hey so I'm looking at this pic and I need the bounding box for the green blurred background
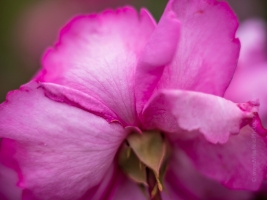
[0,0,267,102]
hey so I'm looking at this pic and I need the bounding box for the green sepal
[127,131,166,177]
[127,131,168,192]
[118,144,147,186]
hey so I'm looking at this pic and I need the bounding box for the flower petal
[156,0,240,96]
[142,90,260,144]
[236,19,267,68]
[225,64,267,127]
[112,174,147,200]
[41,82,119,123]
[0,81,125,200]
[37,7,156,125]
[165,148,253,200]
[175,126,267,190]
[134,10,180,113]
[81,163,119,200]
[0,162,22,200]
[225,19,267,127]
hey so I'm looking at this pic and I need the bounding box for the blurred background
[0,0,267,199]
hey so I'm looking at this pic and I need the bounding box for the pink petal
[0,81,126,199]
[112,174,147,200]
[134,10,180,113]
[165,147,253,200]
[37,7,156,125]
[236,19,267,68]
[225,19,267,127]
[41,82,119,123]
[259,180,267,195]
[225,65,267,127]
[161,187,183,200]
[0,163,22,200]
[156,0,240,96]
[81,163,119,200]
[175,126,267,190]
[142,90,257,144]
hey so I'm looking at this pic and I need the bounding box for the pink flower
[1,0,267,199]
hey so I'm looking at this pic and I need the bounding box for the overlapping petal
[81,163,119,200]
[141,89,267,190]
[112,174,147,200]
[142,90,256,143]
[40,82,119,123]
[225,19,267,126]
[225,65,267,127]
[0,81,126,200]
[134,10,180,113]
[156,0,240,96]
[175,126,267,190]
[37,7,156,125]
[166,147,253,200]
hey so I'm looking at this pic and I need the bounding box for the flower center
[117,131,171,200]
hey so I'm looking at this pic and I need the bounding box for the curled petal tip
[238,100,260,113]
[238,101,267,136]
